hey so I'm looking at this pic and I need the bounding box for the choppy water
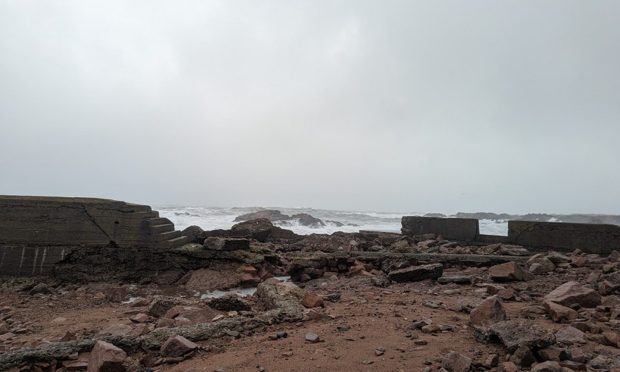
[158,206,509,236]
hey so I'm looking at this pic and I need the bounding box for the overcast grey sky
[1,1,619,214]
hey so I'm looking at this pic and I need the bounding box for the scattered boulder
[469,296,507,328]
[510,345,536,367]
[530,361,562,372]
[477,319,555,352]
[182,225,206,244]
[206,295,252,312]
[544,281,601,308]
[543,301,578,323]
[29,283,52,295]
[160,335,199,357]
[387,263,443,283]
[148,298,177,318]
[87,340,126,372]
[554,326,585,345]
[442,351,472,372]
[527,255,556,274]
[489,262,526,282]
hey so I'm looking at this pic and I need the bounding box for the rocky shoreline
[1,218,619,371]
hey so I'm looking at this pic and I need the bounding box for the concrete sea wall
[402,216,620,255]
[0,195,188,276]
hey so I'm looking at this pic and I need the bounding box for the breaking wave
[157,206,510,236]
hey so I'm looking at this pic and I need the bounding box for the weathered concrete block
[401,216,479,241]
[508,221,620,255]
[0,195,188,277]
[0,245,70,276]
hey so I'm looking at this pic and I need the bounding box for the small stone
[530,361,562,372]
[543,301,578,323]
[160,335,198,357]
[482,354,499,368]
[489,262,526,282]
[387,263,443,283]
[324,292,341,302]
[442,351,472,372]
[87,340,127,372]
[544,281,601,308]
[305,332,320,343]
[375,347,385,356]
[421,324,441,333]
[510,346,536,367]
[129,313,151,323]
[554,326,586,345]
[301,292,324,308]
[469,296,506,327]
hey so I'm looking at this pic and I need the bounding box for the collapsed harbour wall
[401,216,620,255]
[0,195,188,276]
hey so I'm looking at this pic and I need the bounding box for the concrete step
[150,224,175,234]
[133,211,159,219]
[166,235,190,248]
[152,230,182,241]
[145,217,172,226]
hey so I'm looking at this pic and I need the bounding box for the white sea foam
[158,206,509,236]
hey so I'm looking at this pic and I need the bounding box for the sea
[158,206,510,236]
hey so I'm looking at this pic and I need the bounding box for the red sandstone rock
[160,335,199,358]
[544,281,601,308]
[498,361,518,372]
[489,262,526,282]
[87,340,126,372]
[129,313,151,323]
[543,300,578,323]
[301,292,324,308]
[469,296,506,327]
[603,331,619,348]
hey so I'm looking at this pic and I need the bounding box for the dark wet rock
[387,263,443,283]
[29,283,52,295]
[537,346,569,362]
[203,237,250,251]
[324,292,341,302]
[182,225,206,244]
[544,281,601,308]
[230,218,299,242]
[206,295,252,312]
[148,298,177,318]
[291,213,325,227]
[510,345,536,367]
[234,210,290,222]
